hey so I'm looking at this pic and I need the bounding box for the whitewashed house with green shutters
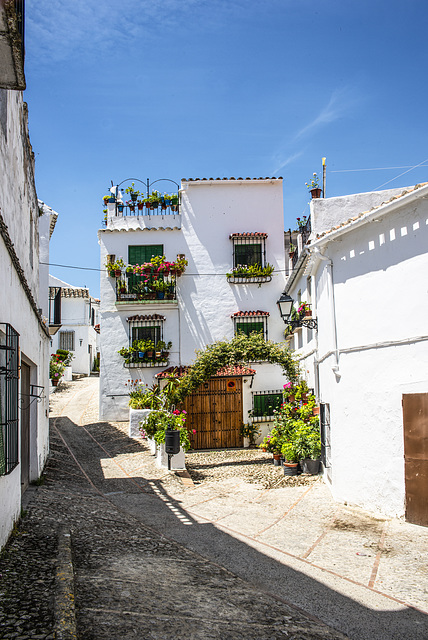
[98,177,290,447]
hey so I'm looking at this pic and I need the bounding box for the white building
[0,2,51,548]
[284,183,428,524]
[98,177,289,447]
[49,276,100,376]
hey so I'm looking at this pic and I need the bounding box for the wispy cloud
[25,0,243,64]
[271,150,305,176]
[293,86,357,141]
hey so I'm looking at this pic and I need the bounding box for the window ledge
[124,360,169,368]
[227,275,272,284]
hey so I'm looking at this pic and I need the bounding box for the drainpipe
[312,248,340,390]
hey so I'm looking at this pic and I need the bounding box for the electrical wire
[41,261,291,275]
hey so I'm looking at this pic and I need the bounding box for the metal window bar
[59,331,75,352]
[251,389,283,421]
[234,316,268,341]
[127,318,166,368]
[232,236,266,269]
[0,323,19,475]
[300,216,312,247]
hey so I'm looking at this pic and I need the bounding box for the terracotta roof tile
[181,177,282,182]
[315,182,428,241]
[229,232,268,239]
[232,310,270,317]
[126,314,165,322]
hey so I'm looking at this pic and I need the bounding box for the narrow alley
[0,377,427,640]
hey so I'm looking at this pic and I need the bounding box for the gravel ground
[185,448,321,489]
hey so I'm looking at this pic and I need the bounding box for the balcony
[114,273,178,305]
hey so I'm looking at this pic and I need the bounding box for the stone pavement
[0,377,427,640]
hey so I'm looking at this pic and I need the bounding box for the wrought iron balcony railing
[115,274,177,303]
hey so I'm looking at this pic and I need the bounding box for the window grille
[251,389,283,421]
[230,233,267,268]
[0,323,19,475]
[127,315,164,347]
[233,312,269,341]
[59,330,75,351]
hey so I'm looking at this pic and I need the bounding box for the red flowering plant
[49,353,65,380]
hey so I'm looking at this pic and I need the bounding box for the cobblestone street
[0,377,427,639]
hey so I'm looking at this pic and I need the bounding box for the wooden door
[182,377,243,449]
[403,393,428,526]
[20,362,30,492]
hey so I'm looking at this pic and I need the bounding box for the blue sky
[25,0,428,297]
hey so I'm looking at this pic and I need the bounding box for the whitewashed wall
[0,90,50,548]
[287,185,428,518]
[99,178,289,420]
[50,296,99,375]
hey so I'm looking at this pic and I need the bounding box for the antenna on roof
[322,157,326,198]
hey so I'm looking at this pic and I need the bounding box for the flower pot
[310,188,322,199]
[273,453,281,466]
[129,205,135,212]
[114,270,121,277]
[301,458,321,475]
[287,395,295,403]
[283,462,299,476]
[157,292,165,300]
[145,202,150,209]
[118,204,124,213]
[130,192,138,202]
[51,378,59,386]
[146,350,154,358]
[138,202,144,210]
[138,351,145,359]
[313,406,320,416]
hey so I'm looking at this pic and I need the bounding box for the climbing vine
[172,332,300,403]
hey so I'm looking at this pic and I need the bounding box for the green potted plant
[240,422,261,447]
[306,173,322,199]
[125,182,140,203]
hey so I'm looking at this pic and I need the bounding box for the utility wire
[41,261,291,276]
[330,164,428,173]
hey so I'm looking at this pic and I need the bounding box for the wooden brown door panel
[403,393,428,527]
[182,377,243,449]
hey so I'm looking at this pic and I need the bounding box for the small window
[230,234,267,268]
[233,311,268,341]
[127,315,164,348]
[252,391,283,421]
[0,324,19,475]
[131,325,161,346]
[59,331,75,351]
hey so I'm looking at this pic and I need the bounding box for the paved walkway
[1,377,427,639]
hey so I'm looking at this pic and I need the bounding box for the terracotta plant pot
[313,406,320,416]
[310,188,322,199]
[283,462,299,476]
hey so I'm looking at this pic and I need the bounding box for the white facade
[99,178,288,427]
[285,183,428,518]
[0,88,50,548]
[49,276,100,376]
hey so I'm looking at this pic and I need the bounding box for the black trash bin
[165,429,180,455]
